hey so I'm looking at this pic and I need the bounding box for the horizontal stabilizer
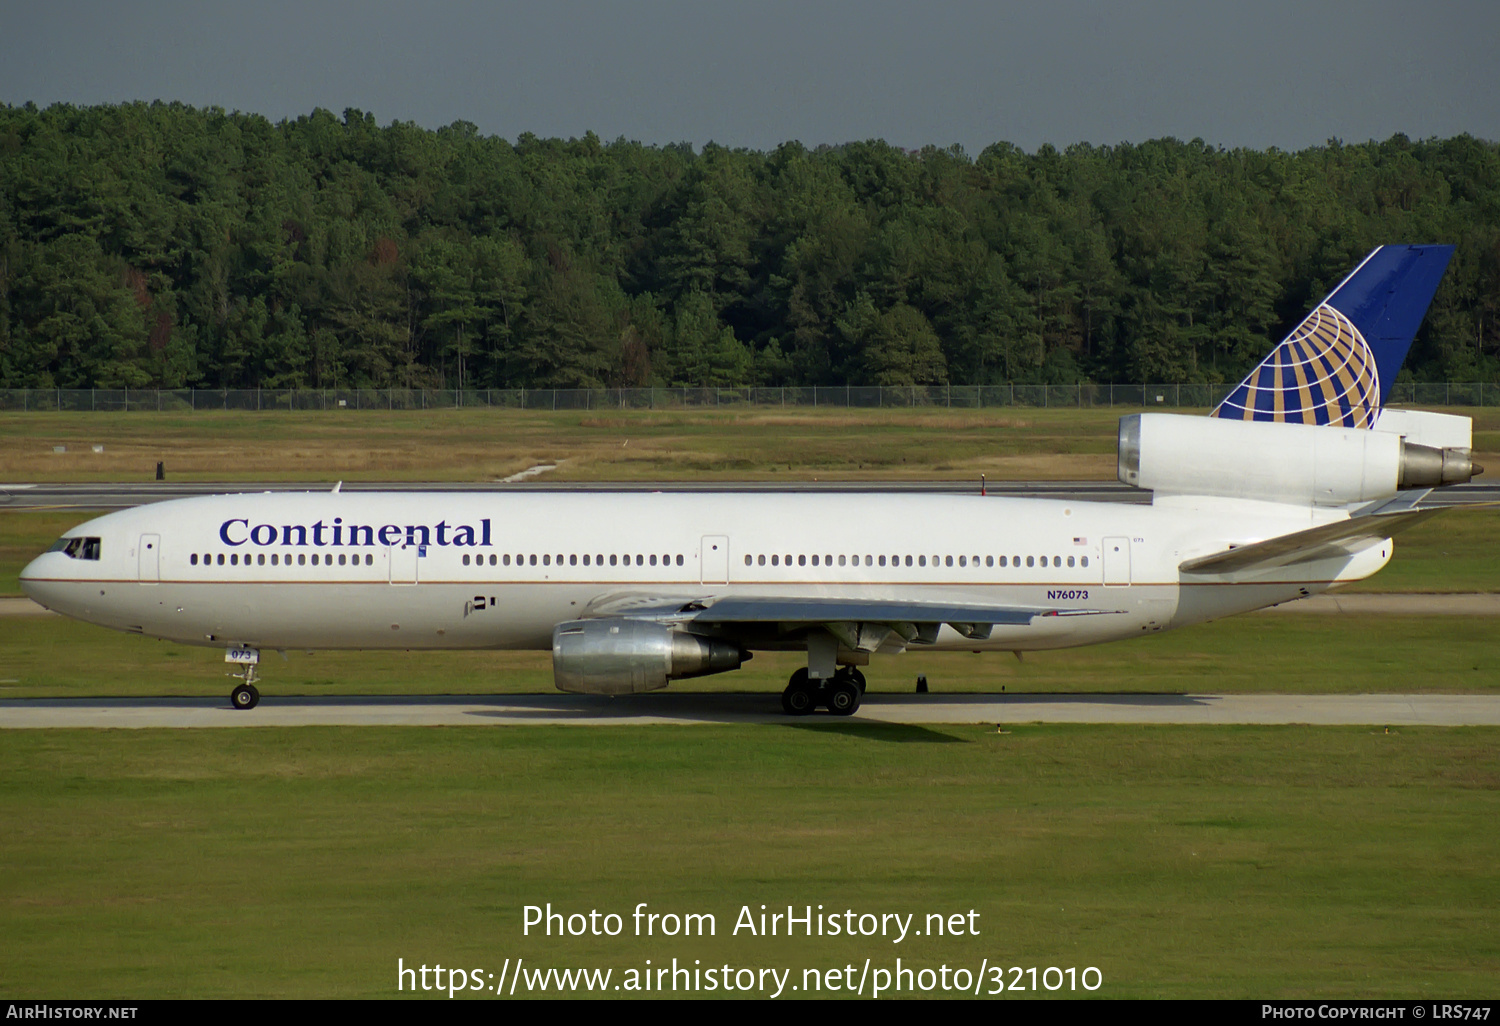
[1180,495,1441,575]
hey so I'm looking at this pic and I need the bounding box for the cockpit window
[50,536,101,560]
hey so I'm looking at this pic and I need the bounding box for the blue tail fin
[1212,244,1454,428]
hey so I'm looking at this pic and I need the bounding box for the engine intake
[552,619,749,695]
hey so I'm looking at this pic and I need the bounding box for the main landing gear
[781,666,866,717]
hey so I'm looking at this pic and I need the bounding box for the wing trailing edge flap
[580,593,1122,645]
[1179,491,1441,575]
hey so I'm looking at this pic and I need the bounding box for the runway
[4,478,1497,513]
[3,692,1498,728]
[0,479,1150,510]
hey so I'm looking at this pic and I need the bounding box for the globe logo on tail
[1212,303,1380,429]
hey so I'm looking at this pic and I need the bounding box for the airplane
[19,245,1483,715]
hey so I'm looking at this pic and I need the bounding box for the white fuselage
[20,490,1390,655]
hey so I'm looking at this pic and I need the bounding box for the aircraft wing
[1179,491,1443,575]
[580,592,1122,648]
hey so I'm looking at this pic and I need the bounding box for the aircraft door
[1102,536,1131,586]
[701,536,729,585]
[389,544,418,585]
[138,534,160,583]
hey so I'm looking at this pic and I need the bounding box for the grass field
[3,406,1496,483]
[2,609,1494,700]
[2,726,1495,998]
[4,406,1497,1001]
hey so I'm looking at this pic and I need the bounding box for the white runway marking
[2,693,1498,728]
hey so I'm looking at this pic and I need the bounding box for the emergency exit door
[138,534,160,583]
[1102,536,1131,586]
[701,536,729,585]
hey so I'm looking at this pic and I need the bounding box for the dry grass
[0,407,1130,482]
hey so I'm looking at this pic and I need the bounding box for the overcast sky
[2,0,1495,152]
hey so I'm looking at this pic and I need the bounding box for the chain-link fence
[0,383,1493,412]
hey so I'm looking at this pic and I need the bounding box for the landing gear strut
[780,666,864,716]
[229,660,261,710]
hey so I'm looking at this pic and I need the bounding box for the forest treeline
[1,102,1497,390]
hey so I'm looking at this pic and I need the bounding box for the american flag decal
[1073,537,1087,545]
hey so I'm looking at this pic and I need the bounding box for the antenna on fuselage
[332,481,342,494]
[980,473,986,497]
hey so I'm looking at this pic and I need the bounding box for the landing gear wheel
[781,669,816,716]
[231,683,260,710]
[826,679,861,716]
[841,667,867,693]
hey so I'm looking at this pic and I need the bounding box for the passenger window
[608,554,616,566]
[543,554,550,566]
[865,555,873,566]
[298,554,305,565]
[569,554,577,566]
[798,554,806,567]
[986,556,994,567]
[838,555,846,567]
[366,554,373,566]
[636,555,644,566]
[758,555,766,566]
[231,553,239,566]
[582,554,590,566]
[1067,555,1075,567]
[1026,556,1034,567]
[649,554,657,566]
[191,553,198,565]
[771,555,779,566]
[811,555,819,567]
[945,555,953,567]
[999,556,1007,567]
[959,556,967,567]
[1081,556,1089,567]
[258,554,266,566]
[903,555,911,566]
[463,554,470,566]
[878,555,886,567]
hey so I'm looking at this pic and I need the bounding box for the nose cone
[19,553,58,607]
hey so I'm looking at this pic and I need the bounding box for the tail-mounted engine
[1118,412,1479,506]
[552,619,750,695]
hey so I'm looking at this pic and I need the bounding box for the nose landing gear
[227,647,262,710]
[231,680,261,710]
